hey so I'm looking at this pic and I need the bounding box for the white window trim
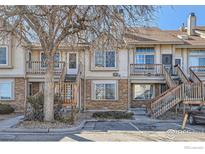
[40,51,61,68]
[68,52,78,69]
[0,46,9,66]
[94,50,117,69]
[135,48,155,64]
[133,84,155,100]
[0,79,15,100]
[175,57,183,67]
[92,80,118,101]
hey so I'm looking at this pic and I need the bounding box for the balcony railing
[130,64,163,76]
[26,61,65,75]
[190,66,205,73]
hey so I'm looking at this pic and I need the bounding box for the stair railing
[189,67,202,83]
[162,65,177,88]
[174,65,190,84]
[150,85,182,118]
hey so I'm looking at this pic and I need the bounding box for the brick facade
[0,78,25,112]
[85,79,128,111]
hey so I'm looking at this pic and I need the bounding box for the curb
[0,119,96,133]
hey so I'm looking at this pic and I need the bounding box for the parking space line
[128,122,140,131]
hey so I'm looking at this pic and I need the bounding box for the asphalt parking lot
[82,120,205,132]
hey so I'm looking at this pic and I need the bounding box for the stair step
[130,108,148,116]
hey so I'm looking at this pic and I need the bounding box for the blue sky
[154,5,205,30]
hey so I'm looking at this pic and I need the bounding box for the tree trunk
[44,53,54,121]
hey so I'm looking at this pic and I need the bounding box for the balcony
[26,61,65,75]
[130,64,163,76]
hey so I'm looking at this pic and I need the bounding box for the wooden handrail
[174,65,190,84]
[189,67,202,83]
[162,66,177,88]
[150,82,205,118]
[151,85,181,107]
[150,85,182,118]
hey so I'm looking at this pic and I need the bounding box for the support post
[181,113,188,130]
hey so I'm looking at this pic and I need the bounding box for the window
[0,80,13,100]
[0,47,8,65]
[175,58,181,66]
[93,81,117,100]
[28,83,32,96]
[160,84,167,94]
[95,51,116,68]
[28,52,32,69]
[189,50,205,67]
[54,53,60,67]
[135,48,155,64]
[133,84,154,100]
[199,58,205,66]
[69,53,77,69]
[40,53,47,68]
[40,53,60,68]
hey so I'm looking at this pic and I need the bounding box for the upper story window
[0,80,14,100]
[0,46,8,65]
[95,50,116,68]
[40,52,60,68]
[135,48,155,64]
[69,53,77,69]
[189,50,205,66]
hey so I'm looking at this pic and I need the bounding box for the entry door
[162,54,172,72]
[67,53,78,74]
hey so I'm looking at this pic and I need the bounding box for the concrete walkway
[0,115,24,131]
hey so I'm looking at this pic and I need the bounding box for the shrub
[0,103,15,114]
[25,93,63,121]
[26,93,44,121]
[92,111,134,119]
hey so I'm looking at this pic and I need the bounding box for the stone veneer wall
[85,79,128,111]
[0,78,25,112]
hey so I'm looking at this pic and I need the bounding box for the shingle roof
[124,27,205,46]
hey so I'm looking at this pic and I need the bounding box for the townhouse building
[0,13,205,117]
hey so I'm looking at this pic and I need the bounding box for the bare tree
[0,5,156,121]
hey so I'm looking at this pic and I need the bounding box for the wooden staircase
[150,66,201,118]
[150,85,182,118]
[56,63,82,107]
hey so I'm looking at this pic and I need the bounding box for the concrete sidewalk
[0,115,24,131]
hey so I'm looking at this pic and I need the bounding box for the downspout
[83,49,86,111]
[127,47,131,111]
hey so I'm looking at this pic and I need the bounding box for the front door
[67,53,78,74]
[162,54,172,72]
